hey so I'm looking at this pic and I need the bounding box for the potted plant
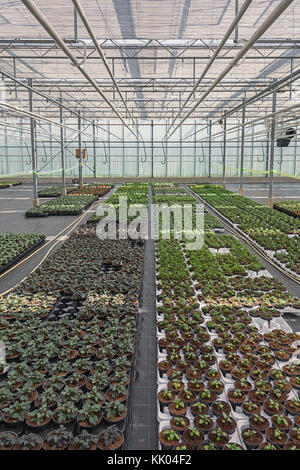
[249,413,269,432]
[194,414,213,433]
[170,416,190,432]
[263,399,283,416]
[241,427,263,450]
[107,384,127,402]
[223,443,243,450]
[216,413,237,434]
[26,406,52,432]
[0,431,17,450]
[43,425,72,450]
[290,427,300,442]
[191,401,209,417]
[266,427,288,448]
[208,427,229,447]
[3,400,30,428]
[168,398,186,417]
[53,401,78,428]
[158,428,180,450]
[69,430,98,450]
[285,399,300,416]
[77,402,102,430]
[182,427,204,447]
[14,433,43,450]
[103,400,127,423]
[271,414,292,432]
[227,388,246,410]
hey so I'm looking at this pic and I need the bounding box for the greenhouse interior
[0,0,300,456]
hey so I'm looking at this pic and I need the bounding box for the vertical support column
[179,125,182,178]
[151,120,154,179]
[239,98,246,195]
[193,120,197,178]
[78,110,83,189]
[136,119,139,177]
[28,78,39,207]
[208,119,212,178]
[268,84,277,208]
[108,121,111,177]
[92,120,96,178]
[265,132,270,177]
[59,94,66,195]
[234,0,239,43]
[222,117,227,189]
[74,6,78,41]
[4,123,9,174]
[122,125,125,177]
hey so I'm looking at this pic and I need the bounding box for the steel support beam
[167,0,294,138]
[78,111,83,189]
[93,120,96,178]
[222,117,227,189]
[59,95,66,195]
[268,86,277,208]
[208,120,212,178]
[151,120,154,179]
[239,98,246,195]
[28,78,39,207]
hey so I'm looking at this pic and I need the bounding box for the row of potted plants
[0,233,45,273]
[274,200,300,219]
[155,185,300,451]
[14,228,143,298]
[25,195,98,217]
[0,184,148,450]
[71,183,111,197]
[37,186,78,197]
[88,183,148,224]
[0,425,124,450]
[189,185,300,276]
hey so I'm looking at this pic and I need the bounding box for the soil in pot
[249,414,270,432]
[170,416,190,432]
[266,427,288,448]
[241,427,263,450]
[194,415,214,433]
[207,428,229,447]
[168,400,187,417]
[182,428,204,447]
[216,414,237,434]
[271,414,292,432]
[158,429,180,450]
[285,399,300,416]
[212,401,231,417]
[98,429,124,450]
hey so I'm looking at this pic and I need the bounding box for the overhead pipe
[72,0,137,131]
[168,0,294,139]
[0,101,109,146]
[197,102,300,143]
[0,66,122,141]
[20,0,137,139]
[165,0,252,137]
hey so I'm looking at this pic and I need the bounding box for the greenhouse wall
[0,118,299,179]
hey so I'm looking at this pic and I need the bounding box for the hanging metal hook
[103,141,108,165]
[24,142,32,165]
[257,141,265,162]
[198,141,205,163]
[276,145,283,165]
[140,135,147,163]
[42,141,48,163]
[161,141,167,164]
[218,141,225,164]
